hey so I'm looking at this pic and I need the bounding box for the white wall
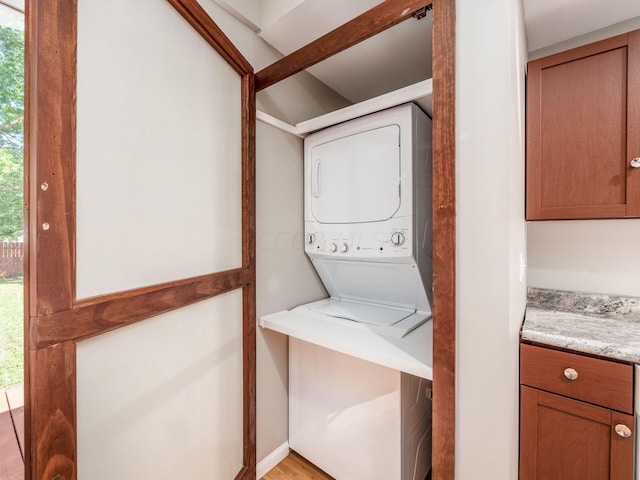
[210,0,305,33]
[528,220,640,296]
[255,121,326,460]
[529,15,640,60]
[260,0,305,30]
[456,0,527,478]
[212,0,261,31]
[527,20,640,299]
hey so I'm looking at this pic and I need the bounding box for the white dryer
[300,102,433,337]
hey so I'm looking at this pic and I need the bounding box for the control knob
[390,232,405,246]
[306,233,315,244]
[329,243,338,252]
[340,243,349,253]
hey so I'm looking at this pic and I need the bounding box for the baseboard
[256,441,290,479]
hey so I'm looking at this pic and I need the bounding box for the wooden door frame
[254,1,456,478]
[25,0,455,478]
[25,0,256,478]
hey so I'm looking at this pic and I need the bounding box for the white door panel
[75,0,242,299]
[76,292,244,480]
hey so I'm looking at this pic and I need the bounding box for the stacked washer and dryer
[285,103,434,480]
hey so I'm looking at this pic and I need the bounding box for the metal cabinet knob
[615,424,632,438]
[631,157,640,168]
[563,368,578,381]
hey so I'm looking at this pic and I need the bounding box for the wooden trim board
[25,0,78,475]
[26,0,76,318]
[241,71,258,475]
[168,0,253,75]
[32,268,253,348]
[431,1,456,478]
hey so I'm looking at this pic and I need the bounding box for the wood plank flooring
[261,451,432,480]
[261,452,334,480]
[0,387,24,480]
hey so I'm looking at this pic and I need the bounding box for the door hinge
[413,4,432,20]
[425,385,433,400]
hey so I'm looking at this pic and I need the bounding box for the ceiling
[258,0,640,105]
[523,0,640,52]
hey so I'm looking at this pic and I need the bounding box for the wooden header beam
[255,0,430,91]
[168,0,253,75]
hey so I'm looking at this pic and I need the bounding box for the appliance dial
[340,243,349,253]
[306,233,315,244]
[391,232,405,246]
[330,243,338,252]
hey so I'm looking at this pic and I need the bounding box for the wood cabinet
[526,30,640,220]
[520,344,635,479]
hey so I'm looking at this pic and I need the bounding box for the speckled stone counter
[522,288,640,364]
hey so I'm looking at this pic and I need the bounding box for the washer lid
[310,298,414,327]
[310,125,400,224]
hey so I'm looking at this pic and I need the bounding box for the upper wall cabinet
[526,30,640,220]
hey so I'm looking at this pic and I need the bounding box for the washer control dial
[391,232,405,246]
[340,243,349,253]
[306,233,315,244]
[330,243,338,252]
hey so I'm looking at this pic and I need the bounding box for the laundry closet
[254,4,436,479]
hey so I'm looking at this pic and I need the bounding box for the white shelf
[296,79,432,135]
[257,79,433,137]
[259,308,433,380]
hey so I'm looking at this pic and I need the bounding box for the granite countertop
[522,288,640,363]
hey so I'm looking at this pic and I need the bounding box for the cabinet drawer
[520,344,633,414]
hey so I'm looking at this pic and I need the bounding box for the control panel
[304,217,413,260]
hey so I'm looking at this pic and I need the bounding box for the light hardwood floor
[261,452,334,480]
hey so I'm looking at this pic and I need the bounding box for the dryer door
[310,125,401,224]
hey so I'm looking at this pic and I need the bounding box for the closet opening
[254,0,455,478]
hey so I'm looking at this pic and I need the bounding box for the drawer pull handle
[563,368,578,381]
[615,424,632,438]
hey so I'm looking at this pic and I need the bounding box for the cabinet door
[520,386,634,480]
[526,31,640,219]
